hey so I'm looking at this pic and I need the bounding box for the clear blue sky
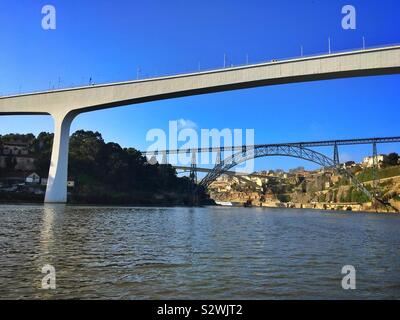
[0,0,399,171]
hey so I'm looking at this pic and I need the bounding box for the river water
[0,204,399,299]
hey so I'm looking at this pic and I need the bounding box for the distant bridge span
[174,165,271,188]
[143,136,400,156]
[173,165,274,179]
[1,45,400,202]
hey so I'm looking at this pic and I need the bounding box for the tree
[1,133,35,145]
[383,153,399,167]
[0,130,211,204]
[32,132,54,177]
[69,130,105,179]
[5,156,17,171]
[289,166,305,173]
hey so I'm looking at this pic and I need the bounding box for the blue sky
[0,0,399,171]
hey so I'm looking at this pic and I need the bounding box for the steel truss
[200,145,374,202]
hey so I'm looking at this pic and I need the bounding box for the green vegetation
[339,193,347,203]
[356,166,400,182]
[332,190,337,203]
[31,132,53,177]
[0,133,35,145]
[349,187,370,203]
[334,175,352,188]
[318,193,326,202]
[277,194,291,203]
[382,153,399,167]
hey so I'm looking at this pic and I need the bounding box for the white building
[25,172,40,184]
[250,177,263,187]
[362,155,384,168]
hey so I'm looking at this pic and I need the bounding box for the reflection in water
[40,204,57,256]
[0,205,399,299]
[37,204,55,295]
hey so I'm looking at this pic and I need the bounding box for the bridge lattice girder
[200,145,373,201]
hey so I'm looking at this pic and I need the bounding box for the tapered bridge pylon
[44,112,77,203]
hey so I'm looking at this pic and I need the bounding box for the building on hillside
[25,172,41,184]
[342,161,357,169]
[325,181,332,189]
[209,180,231,193]
[0,155,36,171]
[250,177,263,187]
[67,181,75,188]
[0,141,35,171]
[362,155,385,168]
[1,142,30,156]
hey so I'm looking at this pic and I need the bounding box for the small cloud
[176,119,198,130]
[309,122,325,137]
[339,152,353,163]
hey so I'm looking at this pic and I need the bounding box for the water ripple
[0,204,399,299]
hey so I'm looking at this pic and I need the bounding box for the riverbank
[1,205,400,299]
[1,192,397,213]
[0,191,215,207]
[221,199,399,213]
[287,202,398,213]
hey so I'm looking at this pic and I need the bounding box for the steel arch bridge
[199,144,374,201]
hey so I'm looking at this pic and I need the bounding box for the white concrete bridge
[1,45,400,203]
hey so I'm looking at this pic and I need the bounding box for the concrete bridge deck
[1,45,400,116]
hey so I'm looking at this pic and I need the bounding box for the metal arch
[200,145,373,202]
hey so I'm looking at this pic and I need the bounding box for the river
[0,204,399,299]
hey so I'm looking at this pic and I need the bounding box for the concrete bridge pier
[44,111,77,203]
